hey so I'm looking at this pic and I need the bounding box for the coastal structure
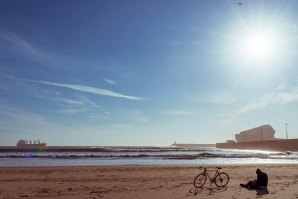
[216,125,298,151]
[235,125,275,142]
[171,141,215,148]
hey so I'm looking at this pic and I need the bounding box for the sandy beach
[0,164,297,199]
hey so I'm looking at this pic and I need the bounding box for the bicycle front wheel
[193,173,207,188]
[215,172,229,187]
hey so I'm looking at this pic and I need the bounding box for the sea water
[0,147,298,167]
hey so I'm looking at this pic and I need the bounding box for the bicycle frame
[203,168,220,185]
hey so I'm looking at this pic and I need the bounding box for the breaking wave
[0,147,297,160]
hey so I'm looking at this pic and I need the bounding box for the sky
[1,0,298,146]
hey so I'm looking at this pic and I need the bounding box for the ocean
[0,147,298,167]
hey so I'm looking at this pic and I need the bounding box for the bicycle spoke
[215,172,229,187]
[193,173,207,188]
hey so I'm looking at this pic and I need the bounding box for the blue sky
[1,0,298,146]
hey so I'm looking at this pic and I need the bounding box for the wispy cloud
[0,101,98,145]
[238,90,298,113]
[0,101,49,140]
[196,91,237,104]
[238,93,273,113]
[104,78,116,84]
[0,30,53,65]
[77,95,101,108]
[274,91,298,104]
[54,96,102,115]
[37,94,101,109]
[60,98,84,105]
[0,30,41,55]
[131,110,149,124]
[57,96,101,107]
[0,29,69,70]
[0,102,45,125]
[57,108,86,114]
[0,85,9,90]
[119,110,149,124]
[201,97,237,105]
[5,76,147,101]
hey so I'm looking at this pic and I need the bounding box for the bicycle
[193,167,229,188]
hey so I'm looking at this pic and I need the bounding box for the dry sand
[0,164,298,199]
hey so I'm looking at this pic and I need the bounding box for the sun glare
[223,21,289,75]
[244,32,273,58]
[232,26,282,67]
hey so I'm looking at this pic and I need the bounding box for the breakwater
[216,139,298,151]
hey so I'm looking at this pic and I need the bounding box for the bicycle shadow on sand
[188,186,227,196]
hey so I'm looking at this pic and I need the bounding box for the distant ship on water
[16,139,47,149]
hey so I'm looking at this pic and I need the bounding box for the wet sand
[0,164,297,198]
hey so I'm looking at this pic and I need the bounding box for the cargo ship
[16,139,47,149]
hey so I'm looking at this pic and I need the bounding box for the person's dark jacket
[256,170,268,187]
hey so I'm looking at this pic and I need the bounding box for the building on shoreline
[216,124,298,151]
[235,124,275,142]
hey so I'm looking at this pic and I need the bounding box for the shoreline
[1,164,298,198]
[1,158,298,168]
[0,162,297,168]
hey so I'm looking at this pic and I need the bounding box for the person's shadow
[245,187,269,196]
[256,188,269,196]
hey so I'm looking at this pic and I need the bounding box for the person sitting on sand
[240,168,268,189]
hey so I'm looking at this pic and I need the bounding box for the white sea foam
[0,147,297,167]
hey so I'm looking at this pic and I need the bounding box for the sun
[221,13,295,76]
[241,30,276,61]
[225,23,284,68]
[244,33,272,58]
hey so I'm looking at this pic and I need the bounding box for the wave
[0,146,211,153]
[0,151,297,160]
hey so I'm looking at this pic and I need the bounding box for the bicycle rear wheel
[193,173,207,188]
[215,172,229,187]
